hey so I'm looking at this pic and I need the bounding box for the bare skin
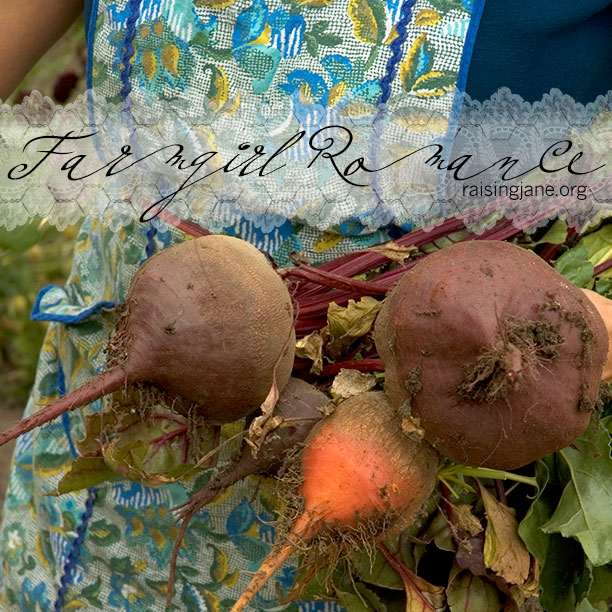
[583,288,612,381]
[0,0,84,101]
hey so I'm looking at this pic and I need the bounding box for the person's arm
[0,0,84,101]
[582,288,612,381]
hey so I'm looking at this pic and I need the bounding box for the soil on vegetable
[456,316,565,404]
[414,309,441,317]
[104,302,130,368]
[599,381,612,407]
[540,291,595,367]
[398,366,422,418]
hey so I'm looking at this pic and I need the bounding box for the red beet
[0,235,296,445]
[375,240,608,469]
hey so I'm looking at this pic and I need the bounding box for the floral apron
[0,0,482,609]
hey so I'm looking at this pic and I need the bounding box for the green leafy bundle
[283,219,612,612]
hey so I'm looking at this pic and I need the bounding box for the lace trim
[0,87,610,232]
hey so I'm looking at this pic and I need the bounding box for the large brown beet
[375,240,608,469]
[115,234,295,423]
[0,235,296,446]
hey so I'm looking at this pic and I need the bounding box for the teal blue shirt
[466,0,612,103]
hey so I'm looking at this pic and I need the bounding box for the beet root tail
[166,506,195,610]
[166,480,225,609]
[0,366,127,447]
[229,512,317,612]
[166,454,262,608]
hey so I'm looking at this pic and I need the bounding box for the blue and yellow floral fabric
[92,0,473,111]
[2,219,344,612]
[1,0,479,609]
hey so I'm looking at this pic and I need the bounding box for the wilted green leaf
[76,410,116,456]
[419,512,454,552]
[594,278,612,298]
[291,564,337,601]
[336,589,376,612]
[49,457,115,496]
[326,296,383,359]
[100,398,215,486]
[554,243,594,287]
[355,583,390,611]
[519,459,556,565]
[574,559,593,606]
[518,456,582,609]
[576,598,601,612]
[375,542,446,611]
[510,556,541,605]
[480,483,531,585]
[580,225,612,268]
[587,564,612,605]
[543,417,612,566]
[540,535,585,612]
[450,504,483,537]
[295,330,325,374]
[364,242,418,264]
[403,572,446,612]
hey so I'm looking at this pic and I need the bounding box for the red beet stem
[294,219,526,325]
[320,358,384,377]
[377,542,431,601]
[594,257,612,277]
[0,367,127,446]
[154,208,212,238]
[539,227,578,264]
[295,217,467,298]
[295,319,328,336]
[281,266,388,295]
[539,242,561,264]
[150,425,189,447]
[319,216,466,274]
